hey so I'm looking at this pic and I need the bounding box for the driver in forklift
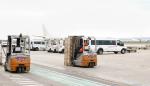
[74,39,83,59]
[79,40,89,52]
[74,39,89,59]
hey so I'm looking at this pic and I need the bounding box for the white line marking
[6,74,44,86]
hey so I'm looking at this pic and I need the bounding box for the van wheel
[121,49,126,54]
[114,52,119,54]
[48,49,52,52]
[53,49,57,53]
[61,49,64,53]
[97,49,103,55]
[35,47,39,51]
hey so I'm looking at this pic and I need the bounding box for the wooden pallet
[127,47,137,53]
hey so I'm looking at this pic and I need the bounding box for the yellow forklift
[64,36,97,68]
[4,34,30,73]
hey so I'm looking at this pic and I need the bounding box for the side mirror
[117,43,120,46]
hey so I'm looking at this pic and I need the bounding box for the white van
[57,39,65,53]
[31,39,47,51]
[90,39,127,54]
[1,40,7,47]
[47,39,58,53]
[47,39,64,53]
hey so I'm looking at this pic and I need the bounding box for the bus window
[91,40,95,45]
[34,42,41,44]
[102,41,111,45]
[92,40,117,45]
[97,40,103,45]
[112,41,116,45]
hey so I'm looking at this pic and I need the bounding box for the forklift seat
[13,47,22,53]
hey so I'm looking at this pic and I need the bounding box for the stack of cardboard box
[0,47,2,65]
[64,36,76,66]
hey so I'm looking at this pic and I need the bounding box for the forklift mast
[7,36,12,57]
[4,34,31,73]
[7,34,30,55]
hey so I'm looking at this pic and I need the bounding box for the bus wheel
[97,49,103,55]
[121,49,126,54]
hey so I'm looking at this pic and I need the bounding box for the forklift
[64,36,97,68]
[4,34,30,73]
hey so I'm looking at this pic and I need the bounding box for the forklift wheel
[88,63,94,68]
[72,61,76,67]
[17,67,21,73]
[4,64,8,71]
[17,67,25,73]
[21,67,25,73]
[26,70,30,73]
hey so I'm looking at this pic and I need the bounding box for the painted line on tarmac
[3,73,44,86]
[31,65,111,86]
[32,61,65,70]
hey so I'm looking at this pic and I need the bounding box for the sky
[0,0,150,39]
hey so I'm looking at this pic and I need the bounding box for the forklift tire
[17,67,25,73]
[21,67,25,73]
[88,63,94,68]
[72,61,76,67]
[4,64,8,71]
[25,69,30,73]
[17,67,22,73]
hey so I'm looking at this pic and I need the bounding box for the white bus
[31,39,47,51]
[90,39,127,54]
